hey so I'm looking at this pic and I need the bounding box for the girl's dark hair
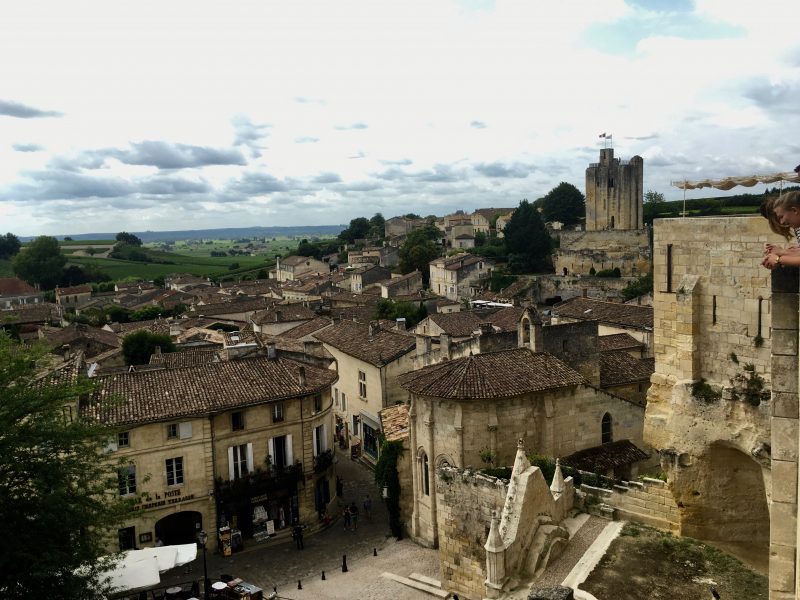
[761,195,792,240]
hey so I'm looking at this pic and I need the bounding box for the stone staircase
[380,571,452,598]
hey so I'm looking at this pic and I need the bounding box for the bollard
[373,547,377,556]
[322,571,326,580]
[342,554,348,572]
[298,580,302,590]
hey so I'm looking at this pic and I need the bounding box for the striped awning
[671,171,800,191]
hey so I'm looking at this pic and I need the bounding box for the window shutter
[286,434,294,466]
[313,427,319,458]
[322,423,328,453]
[179,422,192,439]
[246,442,254,474]
[227,446,235,480]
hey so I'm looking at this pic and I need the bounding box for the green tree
[129,305,163,322]
[369,213,385,238]
[398,225,442,284]
[115,231,142,246]
[12,235,67,290]
[503,200,552,274]
[0,333,134,599]
[0,232,21,259]
[338,217,371,244]
[539,182,585,227]
[644,190,665,204]
[375,299,428,328]
[122,330,176,365]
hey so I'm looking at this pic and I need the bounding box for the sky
[0,0,798,236]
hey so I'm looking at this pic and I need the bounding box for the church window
[601,413,613,444]
[757,296,763,339]
[666,244,673,293]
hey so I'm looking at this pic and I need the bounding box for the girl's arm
[763,253,800,269]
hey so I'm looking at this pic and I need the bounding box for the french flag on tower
[599,133,612,139]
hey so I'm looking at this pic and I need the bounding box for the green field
[0,259,12,278]
[67,253,274,281]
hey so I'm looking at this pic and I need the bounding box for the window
[602,413,613,445]
[314,424,327,456]
[358,371,367,398]
[166,457,184,486]
[314,394,322,412]
[118,431,130,448]
[228,444,252,480]
[166,423,178,439]
[666,244,673,293]
[341,392,347,412]
[562,339,568,352]
[334,388,339,407]
[422,453,430,496]
[269,435,293,471]
[363,422,378,459]
[231,411,245,431]
[118,465,137,496]
[272,402,284,423]
[712,295,717,325]
[352,414,360,438]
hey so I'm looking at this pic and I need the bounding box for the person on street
[363,494,372,522]
[343,504,351,531]
[292,522,304,550]
[349,502,359,530]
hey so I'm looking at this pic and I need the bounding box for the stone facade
[581,477,680,532]
[585,148,643,231]
[529,274,634,304]
[554,229,651,278]
[429,254,493,301]
[643,216,776,579]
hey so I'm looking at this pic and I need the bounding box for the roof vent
[298,366,306,387]
[266,343,277,359]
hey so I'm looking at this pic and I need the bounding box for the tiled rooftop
[313,320,415,366]
[0,277,37,296]
[600,352,655,387]
[149,348,221,368]
[380,403,410,442]
[426,311,485,337]
[598,333,644,353]
[86,356,337,426]
[251,303,317,325]
[553,297,653,331]
[560,439,649,472]
[281,317,333,339]
[398,348,585,399]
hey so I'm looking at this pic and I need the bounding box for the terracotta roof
[427,311,485,337]
[553,297,653,331]
[430,254,487,271]
[251,303,317,325]
[0,277,37,296]
[44,323,121,352]
[281,317,333,339]
[560,439,649,473]
[113,319,171,335]
[598,333,644,353]
[86,356,337,426]
[0,304,60,324]
[149,348,221,368]
[398,348,585,399]
[280,255,321,266]
[600,352,654,387]
[380,403,410,442]
[329,306,376,323]
[383,271,422,289]
[487,306,525,332]
[57,284,92,295]
[193,297,272,317]
[313,320,415,367]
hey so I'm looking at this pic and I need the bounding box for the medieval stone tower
[585,148,644,231]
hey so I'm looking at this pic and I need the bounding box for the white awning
[671,171,800,191]
[100,543,198,593]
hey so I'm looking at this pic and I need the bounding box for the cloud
[415,164,465,183]
[12,143,44,152]
[742,77,798,115]
[474,161,532,178]
[348,151,366,159]
[231,115,270,158]
[294,96,326,105]
[295,136,320,144]
[0,99,63,118]
[379,158,413,166]
[1,170,133,200]
[312,172,342,184]
[624,133,660,141]
[109,141,248,169]
[335,122,368,130]
[226,171,287,195]
[470,120,487,129]
[138,176,211,195]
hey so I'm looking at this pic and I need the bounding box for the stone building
[0,277,41,308]
[275,255,328,282]
[553,148,650,277]
[85,354,337,551]
[643,216,775,582]
[429,254,493,301]
[379,271,423,299]
[55,284,93,311]
[397,347,645,547]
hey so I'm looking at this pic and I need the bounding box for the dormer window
[231,411,245,431]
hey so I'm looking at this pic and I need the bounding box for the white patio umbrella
[101,543,198,594]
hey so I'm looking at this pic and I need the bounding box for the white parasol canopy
[671,171,800,191]
[101,543,198,593]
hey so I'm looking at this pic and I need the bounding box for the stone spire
[484,511,506,599]
[511,438,531,478]
[550,458,565,495]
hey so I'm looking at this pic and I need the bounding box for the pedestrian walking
[363,494,372,522]
[336,475,344,499]
[343,504,351,531]
[349,502,359,530]
[292,522,304,550]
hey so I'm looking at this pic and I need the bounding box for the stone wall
[436,467,508,600]
[534,320,600,386]
[554,229,650,277]
[531,274,633,303]
[581,477,679,532]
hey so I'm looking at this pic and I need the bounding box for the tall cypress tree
[503,200,552,273]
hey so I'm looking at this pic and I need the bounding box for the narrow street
[161,448,403,593]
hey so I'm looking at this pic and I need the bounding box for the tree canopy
[115,231,142,246]
[538,182,585,227]
[503,200,553,273]
[0,334,134,599]
[122,330,176,365]
[398,225,442,283]
[338,217,371,244]
[0,232,21,259]
[644,190,665,204]
[12,235,67,290]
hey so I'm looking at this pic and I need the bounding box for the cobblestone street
[160,448,440,596]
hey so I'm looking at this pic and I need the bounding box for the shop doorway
[118,526,136,551]
[155,511,202,546]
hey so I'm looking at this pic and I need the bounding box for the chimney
[266,343,277,359]
[396,317,407,331]
[369,321,380,337]
[479,322,493,336]
[298,366,306,387]
[440,333,451,359]
[416,335,432,357]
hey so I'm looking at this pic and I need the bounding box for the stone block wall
[531,274,633,303]
[436,467,508,600]
[582,477,679,532]
[554,229,650,277]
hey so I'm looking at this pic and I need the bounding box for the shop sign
[134,489,196,511]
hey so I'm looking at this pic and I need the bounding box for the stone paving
[160,448,440,596]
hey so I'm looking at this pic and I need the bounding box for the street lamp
[197,530,209,599]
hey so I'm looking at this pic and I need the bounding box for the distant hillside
[23,225,346,243]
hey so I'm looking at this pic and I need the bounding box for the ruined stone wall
[582,477,679,532]
[537,320,600,386]
[554,229,650,277]
[531,274,632,303]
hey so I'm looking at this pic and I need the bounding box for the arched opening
[601,413,613,444]
[521,317,531,346]
[610,215,615,229]
[155,510,202,546]
[678,443,769,573]
[420,451,430,496]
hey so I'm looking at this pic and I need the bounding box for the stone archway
[676,442,769,572]
[155,510,202,546]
